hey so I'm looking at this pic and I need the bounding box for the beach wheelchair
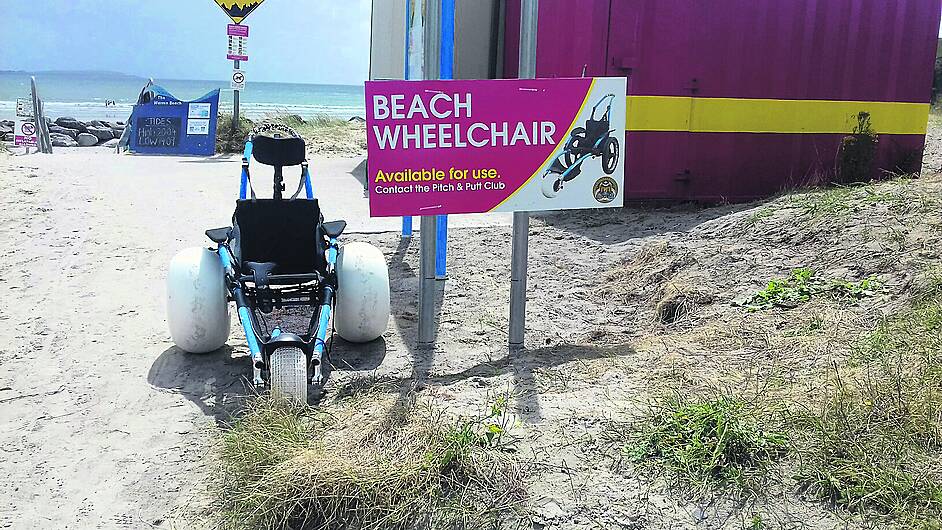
[542,93,620,198]
[166,124,390,402]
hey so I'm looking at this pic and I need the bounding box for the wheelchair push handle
[591,93,617,122]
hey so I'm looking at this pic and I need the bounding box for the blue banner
[129,85,219,156]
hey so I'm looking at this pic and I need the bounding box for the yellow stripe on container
[626,96,929,135]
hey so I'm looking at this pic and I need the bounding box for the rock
[0,124,11,135]
[48,125,78,139]
[2,132,14,142]
[87,120,109,128]
[55,117,87,133]
[349,116,366,123]
[76,132,98,146]
[100,138,119,148]
[50,133,78,147]
[86,126,114,142]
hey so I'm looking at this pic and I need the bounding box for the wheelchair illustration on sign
[541,93,620,198]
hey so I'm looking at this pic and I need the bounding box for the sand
[1,129,941,528]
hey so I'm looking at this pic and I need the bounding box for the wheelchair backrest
[252,135,306,167]
[231,198,325,274]
[585,119,610,143]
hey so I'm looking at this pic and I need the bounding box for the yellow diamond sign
[214,0,265,24]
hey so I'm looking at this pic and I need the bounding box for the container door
[534,0,612,78]
[606,0,697,199]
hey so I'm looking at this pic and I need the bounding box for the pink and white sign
[14,118,37,147]
[227,23,249,37]
[365,77,626,217]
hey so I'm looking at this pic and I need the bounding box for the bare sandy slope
[1,131,941,529]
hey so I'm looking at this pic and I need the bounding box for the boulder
[87,120,109,128]
[55,117,87,133]
[49,125,78,139]
[2,132,14,142]
[76,132,99,146]
[0,123,12,135]
[100,138,119,148]
[111,127,125,139]
[50,132,79,147]
[86,126,114,142]
[349,116,366,123]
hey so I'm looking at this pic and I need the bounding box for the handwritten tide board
[136,117,181,148]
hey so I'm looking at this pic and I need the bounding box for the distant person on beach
[105,99,115,107]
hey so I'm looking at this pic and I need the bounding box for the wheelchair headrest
[252,135,306,167]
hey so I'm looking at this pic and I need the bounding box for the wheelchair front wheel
[541,174,562,198]
[269,346,307,403]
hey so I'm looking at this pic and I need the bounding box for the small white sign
[14,118,38,146]
[15,98,33,118]
[231,69,246,90]
[187,119,210,135]
[188,103,212,119]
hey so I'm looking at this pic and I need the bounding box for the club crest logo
[593,176,618,204]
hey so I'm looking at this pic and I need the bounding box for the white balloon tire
[166,247,230,353]
[269,347,308,403]
[335,242,391,343]
[542,175,561,198]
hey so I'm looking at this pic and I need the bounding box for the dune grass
[213,390,526,530]
[793,269,942,527]
[215,113,365,156]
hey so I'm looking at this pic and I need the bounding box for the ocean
[0,71,365,123]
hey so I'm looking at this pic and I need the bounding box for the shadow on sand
[148,344,254,424]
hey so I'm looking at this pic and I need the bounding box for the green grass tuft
[742,268,877,311]
[626,395,788,494]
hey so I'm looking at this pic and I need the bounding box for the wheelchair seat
[230,198,326,276]
[584,118,610,146]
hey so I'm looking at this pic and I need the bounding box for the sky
[0,0,372,85]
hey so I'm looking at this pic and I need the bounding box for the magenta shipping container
[504,0,942,201]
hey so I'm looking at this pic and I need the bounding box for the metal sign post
[416,0,439,347]
[509,0,538,348]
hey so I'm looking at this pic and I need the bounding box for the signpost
[213,1,266,129]
[15,97,37,152]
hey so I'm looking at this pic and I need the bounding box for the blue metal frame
[401,0,414,238]
[436,0,455,279]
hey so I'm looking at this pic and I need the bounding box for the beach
[0,119,940,527]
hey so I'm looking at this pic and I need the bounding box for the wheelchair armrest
[322,220,346,239]
[205,227,232,244]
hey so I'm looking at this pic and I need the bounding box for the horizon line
[0,69,364,87]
